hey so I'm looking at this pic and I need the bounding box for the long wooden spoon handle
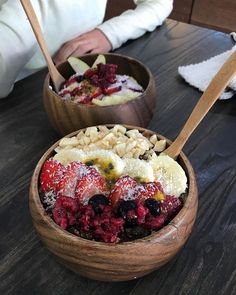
[20,0,64,91]
[165,49,236,159]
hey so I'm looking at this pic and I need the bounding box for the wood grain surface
[1,19,236,294]
[169,0,193,23]
[191,0,236,33]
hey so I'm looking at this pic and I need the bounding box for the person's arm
[54,0,173,65]
[0,0,43,98]
[98,0,173,50]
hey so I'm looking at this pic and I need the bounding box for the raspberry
[144,214,165,230]
[136,203,149,224]
[160,195,183,221]
[92,206,124,243]
[77,205,95,232]
[52,196,79,229]
[86,63,118,91]
[76,204,124,243]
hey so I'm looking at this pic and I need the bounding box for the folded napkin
[178,33,236,100]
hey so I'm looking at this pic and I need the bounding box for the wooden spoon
[165,49,236,160]
[20,0,65,92]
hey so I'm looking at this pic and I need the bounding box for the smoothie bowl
[43,54,156,136]
[29,124,198,281]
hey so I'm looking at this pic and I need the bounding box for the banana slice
[92,89,139,106]
[122,158,154,182]
[84,149,124,179]
[54,148,86,165]
[92,54,106,68]
[149,154,187,197]
[67,57,90,75]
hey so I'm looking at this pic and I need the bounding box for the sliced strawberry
[40,158,65,193]
[109,176,138,207]
[135,181,163,203]
[65,75,77,87]
[58,89,70,98]
[75,167,108,205]
[90,86,103,99]
[73,80,102,104]
[160,195,183,221]
[71,86,82,97]
[103,85,121,95]
[56,161,89,198]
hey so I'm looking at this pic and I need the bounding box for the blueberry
[144,198,160,216]
[76,75,83,83]
[88,194,109,213]
[117,200,137,226]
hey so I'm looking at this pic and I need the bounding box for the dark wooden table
[1,19,236,295]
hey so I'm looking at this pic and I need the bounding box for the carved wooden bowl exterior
[43,54,156,136]
[29,125,198,282]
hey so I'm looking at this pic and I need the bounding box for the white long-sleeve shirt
[0,0,173,98]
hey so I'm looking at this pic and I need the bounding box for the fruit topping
[144,214,165,230]
[40,126,188,243]
[52,196,79,229]
[135,181,163,203]
[56,161,88,198]
[150,154,188,197]
[88,194,109,213]
[75,167,108,204]
[58,55,144,106]
[144,198,161,217]
[109,176,138,207]
[160,195,183,221]
[40,158,65,193]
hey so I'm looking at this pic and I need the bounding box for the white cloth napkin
[178,33,236,100]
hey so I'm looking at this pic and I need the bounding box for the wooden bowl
[43,53,156,136]
[29,125,198,282]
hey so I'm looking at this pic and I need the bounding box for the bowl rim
[30,124,198,248]
[44,52,155,109]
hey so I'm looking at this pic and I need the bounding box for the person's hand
[54,29,112,65]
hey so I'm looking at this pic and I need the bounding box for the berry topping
[52,196,79,229]
[75,167,108,205]
[103,85,122,95]
[56,161,88,198]
[117,200,137,219]
[65,75,77,87]
[77,204,124,243]
[144,198,161,217]
[109,176,138,207]
[160,195,183,221]
[84,63,118,90]
[144,214,165,230]
[135,181,163,203]
[117,200,148,227]
[40,158,65,193]
[88,194,109,213]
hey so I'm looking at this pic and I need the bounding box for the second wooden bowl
[43,53,156,136]
[29,125,198,282]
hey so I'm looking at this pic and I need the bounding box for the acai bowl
[29,125,198,281]
[43,54,156,136]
